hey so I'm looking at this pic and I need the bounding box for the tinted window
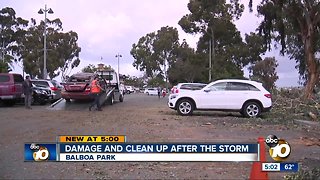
[68,76,91,82]
[209,82,227,91]
[180,84,206,90]
[31,81,49,87]
[0,75,10,82]
[247,84,260,91]
[227,82,260,91]
[13,74,24,84]
[102,75,113,81]
[227,82,248,91]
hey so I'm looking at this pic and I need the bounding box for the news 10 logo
[30,143,50,161]
[265,135,291,161]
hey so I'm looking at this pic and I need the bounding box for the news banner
[24,135,298,173]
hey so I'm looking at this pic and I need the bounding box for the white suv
[125,86,135,94]
[168,79,272,117]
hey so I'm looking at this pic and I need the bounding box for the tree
[131,32,157,77]
[147,74,165,87]
[179,0,263,82]
[82,64,97,73]
[168,40,206,84]
[123,75,144,87]
[21,18,81,80]
[0,7,28,72]
[53,31,81,81]
[178,0,244,35]
[250,0,320,99]
[0,61,12,72]
[250,57,279,91]
[153,26,180,90]
[131,26,179,78]
[81,64,113,73]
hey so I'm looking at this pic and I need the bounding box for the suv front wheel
[242,101,261,118]
[177,99,194,116]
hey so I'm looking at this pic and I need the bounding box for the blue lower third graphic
[24,143,57,161]
[280,163,299,172]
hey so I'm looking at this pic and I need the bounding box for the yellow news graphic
[59,135,126,143]
[268,139,291,161]
[265,135,291,162]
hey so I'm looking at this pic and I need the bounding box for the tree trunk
[303,34,318,99]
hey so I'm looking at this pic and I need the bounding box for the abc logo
[265,135,291,161]
[31,144,50,161]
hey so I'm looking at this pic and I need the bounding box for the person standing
[89,75,103,111]
[22,76,33,109]
[157,86,161,99]
[162,88,166,98]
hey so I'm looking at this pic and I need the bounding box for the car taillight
[175,89,179,93]
[50,87,58,91]
[264,94,272,98]
[85,87,91,92]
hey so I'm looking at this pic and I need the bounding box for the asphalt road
[0,93,319,179]
[50,93,162,111]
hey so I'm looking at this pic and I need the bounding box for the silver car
[30,79,62,102]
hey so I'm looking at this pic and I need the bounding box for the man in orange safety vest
[89,75,103,111]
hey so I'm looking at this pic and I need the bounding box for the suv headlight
[35,89,47,94]
[34,89,42,94]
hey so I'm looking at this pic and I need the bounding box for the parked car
[30,79,62,102]
[0,73,24,106]
[139,88,145,93]
[61,73,95,102]
[168,79,272,117]
[144,88,158,96]
[171,83,207,94]
[31,84,51,105]
[125,86,135,94]
[50,79,63,90]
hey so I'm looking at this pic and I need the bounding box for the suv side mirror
[204,88,211,92]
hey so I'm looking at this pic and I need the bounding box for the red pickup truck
[0,73,24,106]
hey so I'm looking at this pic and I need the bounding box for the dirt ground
[0,93,319,179]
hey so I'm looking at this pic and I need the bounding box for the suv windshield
[31,81,49,88]
[102,75,113,81]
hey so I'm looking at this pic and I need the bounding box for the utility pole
[164,60,168,93]
[210,28,215,82]
[38,4,54,79]
[212,33,215,80]
[1,35,4,62]
[209,39,212,82]
[115,53,122,82]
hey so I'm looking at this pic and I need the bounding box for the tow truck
[96,69,124,105]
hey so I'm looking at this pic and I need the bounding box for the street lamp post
[115,53,122,76]
[209,39,212,82]
[0,29,4,62]
[38,5,53,79]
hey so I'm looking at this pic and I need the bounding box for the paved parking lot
[0,93,319,179]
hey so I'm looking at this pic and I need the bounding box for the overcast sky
[1,0,300,87]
